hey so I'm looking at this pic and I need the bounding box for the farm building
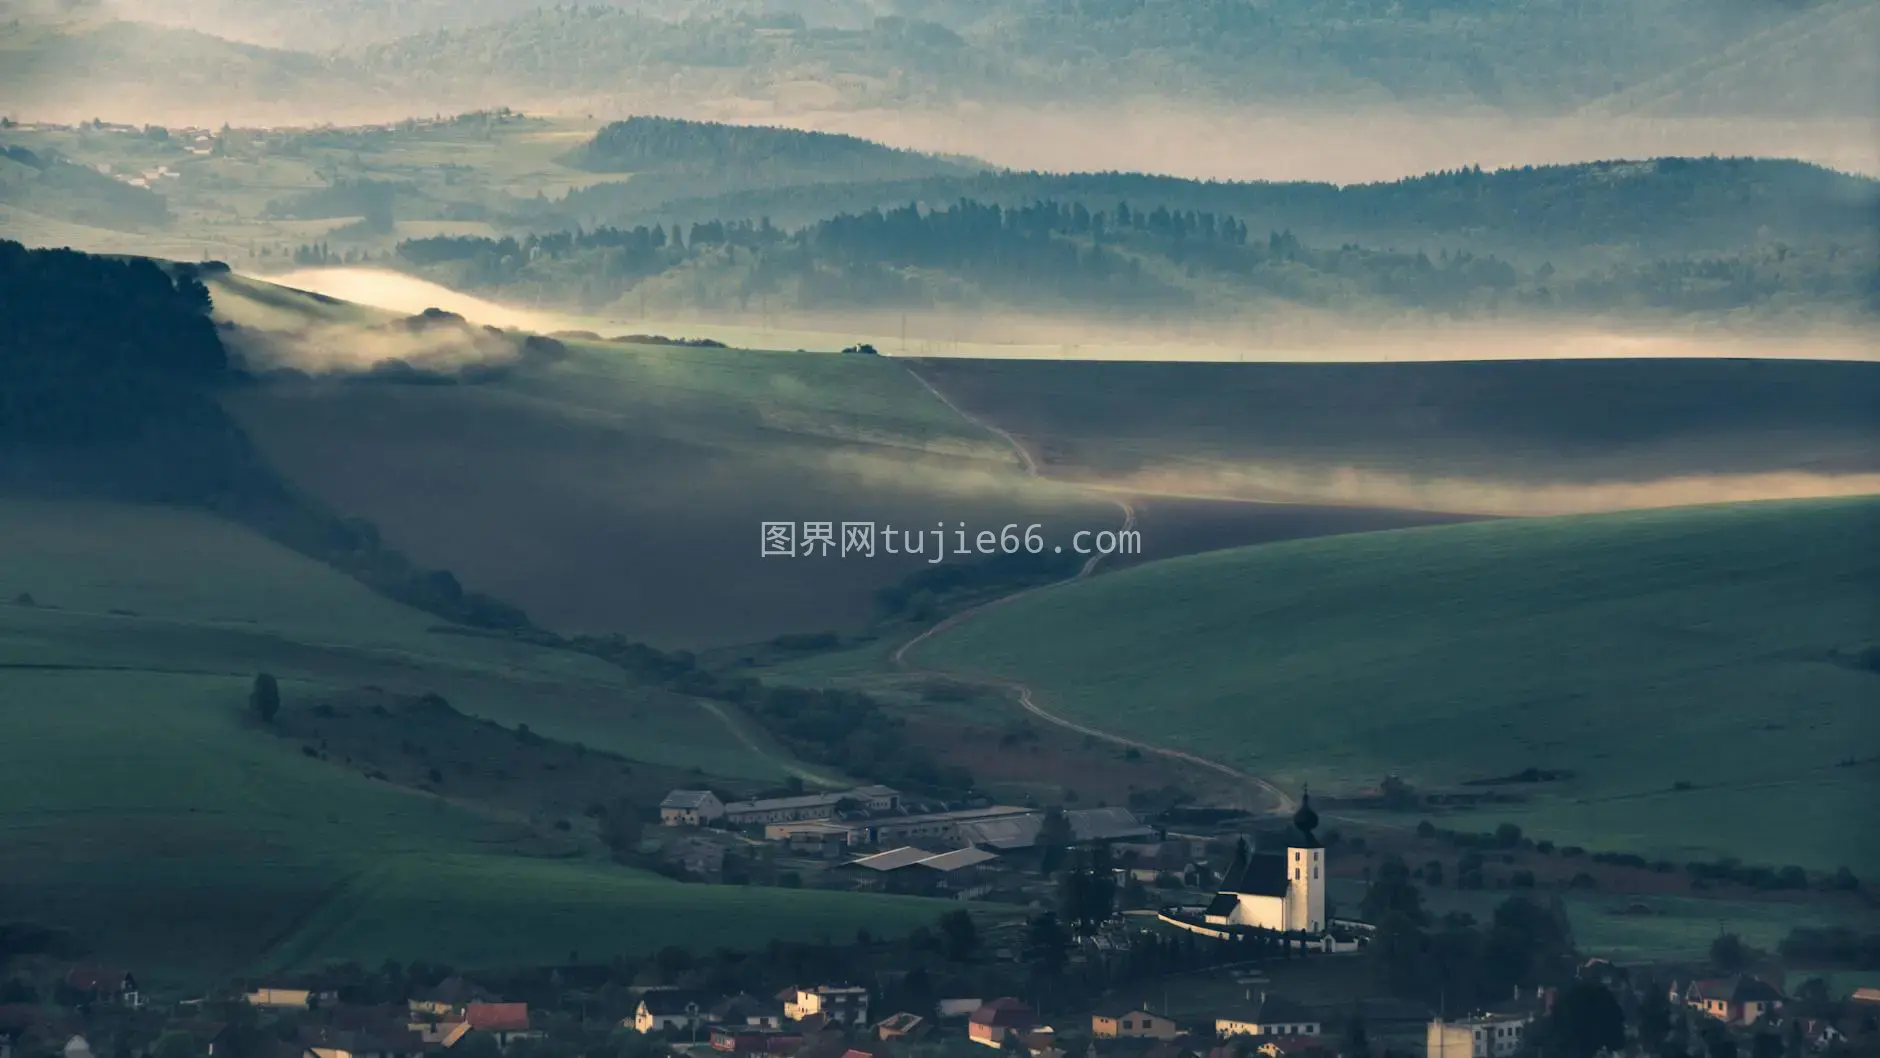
[843,846,1000,897]
[847,805,1036,847]
[660,790,725,826]
[954,807,1157,850]
[723,786,899,825]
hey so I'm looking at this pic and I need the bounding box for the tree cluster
[1361,856,1577,1013]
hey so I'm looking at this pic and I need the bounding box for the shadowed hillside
[907,357,1880,514]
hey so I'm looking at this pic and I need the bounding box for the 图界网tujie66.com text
[760,521,1140,562]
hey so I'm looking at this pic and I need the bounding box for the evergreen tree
[249,672,281,724]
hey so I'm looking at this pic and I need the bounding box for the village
[4,790,1875,1058]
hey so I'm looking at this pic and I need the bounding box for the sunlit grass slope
[912,496,1880,873]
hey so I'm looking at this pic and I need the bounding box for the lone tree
[249,673,280,723]
[1709,932,1748,972]
[1540,981,1627,1058]
[939,909,979,962]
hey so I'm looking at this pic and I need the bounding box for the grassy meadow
[226,338,1118,648]
[909,496,1880,873]
[0,498,970,985]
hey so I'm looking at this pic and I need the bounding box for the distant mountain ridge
[3,0,1870,121]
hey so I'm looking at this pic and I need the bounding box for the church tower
[1285,787,1326,933]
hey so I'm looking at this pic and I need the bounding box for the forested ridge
[568,116,972,179]
[554,157,1880,264]
[0,239,529,630]
[391,190,1880,321]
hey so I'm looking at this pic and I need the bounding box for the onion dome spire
[1292,784,1320,844]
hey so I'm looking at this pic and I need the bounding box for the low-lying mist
[252,267,1880,365]
[262,269,578,334]
[1084,464,1880,518]
[217,270,574,377]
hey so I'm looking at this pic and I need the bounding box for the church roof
[1290,788,1321,849]
[1204,893,1239,917]
[1223,853,1289,897]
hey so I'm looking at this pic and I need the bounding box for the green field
[910,497,1880,873]
[0,498,961,986]
[226,335,1117,648]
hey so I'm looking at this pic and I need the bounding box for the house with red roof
[454,1004,540,1050]
[970,999,1037,1049]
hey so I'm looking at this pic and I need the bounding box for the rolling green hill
[0,497,950,986]
[908,497,1880,873]
[225,331,1117,647]
[0,143,169,230]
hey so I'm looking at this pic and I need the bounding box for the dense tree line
[395,192,1875,320]
[561,158,1878,266]
[1361,855,1578,1013]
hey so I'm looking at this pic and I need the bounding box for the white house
[1216,994,1322,1039]
[660,790,725,826]
[632,991,716,1034]
[1427,1014,1534,1058]
[785,985,870,1025]
[1203,794,1326,934]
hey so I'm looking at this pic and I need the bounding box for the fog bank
[249,267,1880,365]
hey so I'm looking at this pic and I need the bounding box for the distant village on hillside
[5,785,1875,1058]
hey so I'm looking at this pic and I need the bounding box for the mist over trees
[389,188,1879,322]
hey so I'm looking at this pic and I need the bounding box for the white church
[1200,789,1327,934]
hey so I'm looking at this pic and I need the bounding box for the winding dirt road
[891,363,1296,817]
